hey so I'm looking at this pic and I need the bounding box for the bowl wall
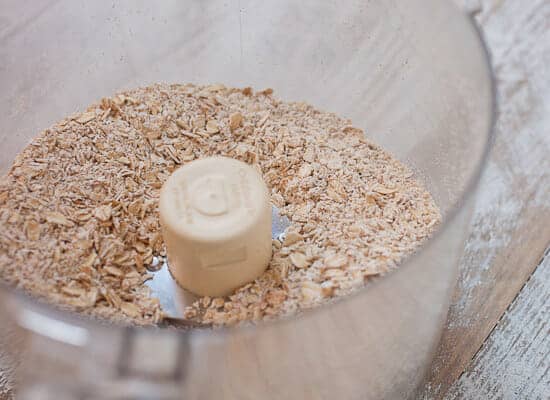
[0,1,493,398]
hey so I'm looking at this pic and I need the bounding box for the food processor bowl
[0,1,494,399]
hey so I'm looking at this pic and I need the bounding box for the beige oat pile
[0,83,440,326]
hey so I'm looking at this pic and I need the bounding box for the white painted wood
[450,0,550,330]
[423,0,550,396]
[445,249,550,400]
[0,330,17,400]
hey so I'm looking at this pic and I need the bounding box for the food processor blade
[144,205,290,321]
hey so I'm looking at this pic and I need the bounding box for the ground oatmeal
[0,83,441,326]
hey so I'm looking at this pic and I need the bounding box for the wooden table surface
[1,0,549,399]
[424,0,550,398]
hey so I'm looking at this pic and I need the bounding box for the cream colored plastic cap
[159,157,272,297]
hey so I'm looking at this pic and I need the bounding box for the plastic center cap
[159,156,272,297]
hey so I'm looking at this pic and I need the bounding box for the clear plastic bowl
[0,1,494,399]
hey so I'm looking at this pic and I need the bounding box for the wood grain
[422,0,550,398]
[446,248,549,399]
[0,321,18,400]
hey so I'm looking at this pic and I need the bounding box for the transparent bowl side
[0,1,493,399]
[0,1,491,218]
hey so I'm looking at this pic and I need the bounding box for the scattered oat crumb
[229,112,243,132]
[325,254,348,269]
[205,120,220,134]
[283,231,303,246]
[290,252,310,269]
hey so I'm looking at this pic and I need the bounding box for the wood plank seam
[421,0,550,396]
[445,246,550,399]
[462,244,550,366]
